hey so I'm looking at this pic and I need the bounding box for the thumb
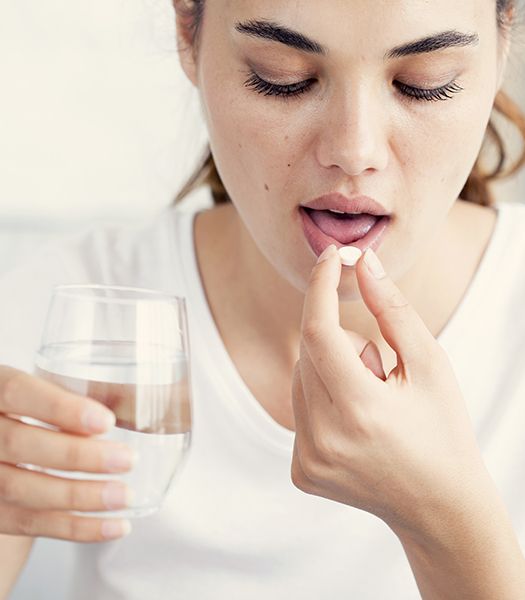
[354,248,437,376]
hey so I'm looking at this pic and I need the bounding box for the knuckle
[67,517,91,541]
[297,444,325,484]
[45,392,68,419]
[301,458,324,486]
[16,510,37,536]
[309,269,325,285]
[349,405,376,440]
[293,441,320,486]
[302,321,325,346]
[385,287,410,310]
[64,441,83,471]
[2,423,21,460]
[376,299,410,322]
[67,482,89,510]
[311,430,335,463]
[312,432,355,471]
[2,371,27,411]
[290,461,307,491]
[0,471,17,503]
[291,461,316,494]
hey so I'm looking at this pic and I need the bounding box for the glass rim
[52,284,186,305]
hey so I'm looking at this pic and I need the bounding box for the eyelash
[243,71,464,103]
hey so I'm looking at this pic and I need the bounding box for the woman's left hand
[291,244,495,540]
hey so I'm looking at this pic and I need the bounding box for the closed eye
[243,71,315,99]
[394,80,464,102]
[243,71,464,103]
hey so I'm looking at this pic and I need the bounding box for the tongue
[308,210,379,244]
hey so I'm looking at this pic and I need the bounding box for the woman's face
[178,0,508,299]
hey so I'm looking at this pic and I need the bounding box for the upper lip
[301,193,391,217]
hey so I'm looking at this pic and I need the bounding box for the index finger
[0,367,115,435]
[302,245,368,380]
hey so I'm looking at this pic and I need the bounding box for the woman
[1,0,525,598]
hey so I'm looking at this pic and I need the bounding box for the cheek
[395,103,492,229]
[401,83,494,194]
[199,65,304,197]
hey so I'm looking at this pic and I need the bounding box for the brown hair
[173,0,525,208]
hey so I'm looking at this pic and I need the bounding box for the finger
[0,463,132,511]
[355,249,439,377]
[298,335,385,459]
[291,358,320,450]
[0,416,135,473]
[291,360,309,433]
[299,328,380,415]
[302,245,369,379]
[358,340,387,381]
[84,379,191,434]
[0,503,131,542]
[340,331,387,381]
[297,338,348,456]
[0,367,116,435]
[298,335,370,447]
[290,363,323,493]
[291,438,321,496]
[298,338,333,411]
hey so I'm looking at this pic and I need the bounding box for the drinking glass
[33,284,192,518]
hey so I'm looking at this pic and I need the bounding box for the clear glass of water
[33,284,192,518]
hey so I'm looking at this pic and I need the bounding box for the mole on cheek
[287,163,291,167]
[264,183,269,191]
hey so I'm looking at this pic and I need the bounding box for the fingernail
[101,519,132,540]
[82,406,116,433]
[364,248,386,279]
[338,246,363,267]
[317,244,337,264]
[102,482,134,510]
[104,445,137,472]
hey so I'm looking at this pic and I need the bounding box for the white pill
[338,246,363,267]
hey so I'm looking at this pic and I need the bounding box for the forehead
[223,0,485,24]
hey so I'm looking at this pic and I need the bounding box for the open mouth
[299,207,391,257]
[303,208,380,244]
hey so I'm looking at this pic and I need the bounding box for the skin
[0,1,518,594]
[292,246,525,597]
[177,0,510,429]
[176,5,525,594]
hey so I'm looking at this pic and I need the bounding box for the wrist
[389,487,525,599]
[388,466,509,549]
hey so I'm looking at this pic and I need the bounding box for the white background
[1,1,524,599]
[0,0,208,229]
[1,1,524,232]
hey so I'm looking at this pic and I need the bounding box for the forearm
[0,534,34,599]
[393,490,525,600]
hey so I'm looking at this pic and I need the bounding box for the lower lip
[299,208,391,260]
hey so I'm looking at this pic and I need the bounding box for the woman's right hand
[0,366,135,542]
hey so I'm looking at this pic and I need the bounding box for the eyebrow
[387,30,479,59]
[234,19,479,59]
[235,19,326,55]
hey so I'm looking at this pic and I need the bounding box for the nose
[316,83,389,177]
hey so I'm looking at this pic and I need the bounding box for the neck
[194,199,495,376]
